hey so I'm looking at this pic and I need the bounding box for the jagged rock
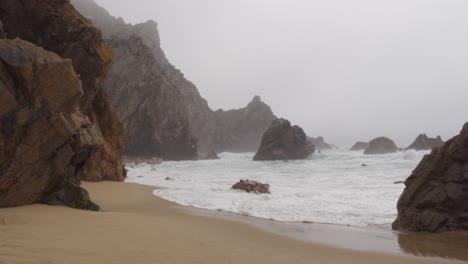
[253,119,315,161]
[232,180,270,194]
[199,151,220,160]
[308,136,335,150]
[364,137,398,155]
[0,0,127,182]
[72,0,277,155]
[393,123,468,232]
[0,38,103,208]
[42,180,99,211]
[406,134,444,151]
[350,142,369,151]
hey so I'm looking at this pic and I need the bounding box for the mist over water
[126,150,429,227]
[94,0,468,147]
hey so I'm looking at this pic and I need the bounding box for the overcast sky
[94,0,468,147]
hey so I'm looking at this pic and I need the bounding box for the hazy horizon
[93,0,468,148]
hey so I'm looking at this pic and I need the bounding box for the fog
[94,0,468,147]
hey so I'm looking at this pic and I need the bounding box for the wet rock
[350,142,369,151]
[165,177,175,181]
[394,181,405,184]
[364,137,398,155]
[361,164,368,167]
[406,134,444,151]
[393,123,468,232]
[232,180,270,194]
[42,180,99,211]
[253,118,315,161]
[199,151,220,160]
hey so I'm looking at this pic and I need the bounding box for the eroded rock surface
[364,137,398,155]
[254,119,314,161]
[0,0,127,182]
[393,123,468,232]
[232,180,270,194]
[406,134,444,151]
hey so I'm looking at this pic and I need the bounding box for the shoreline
[0,181,465,264]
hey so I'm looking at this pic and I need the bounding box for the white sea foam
[125,150,429,227]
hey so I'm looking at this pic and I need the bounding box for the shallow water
[126,150,428,227]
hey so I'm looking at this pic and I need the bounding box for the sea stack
[364,137,398,155]
[350,142,369,151]
[308,136,335,150]
[393,123,468,232]
[253,118,314,161]
[406,134,444,151]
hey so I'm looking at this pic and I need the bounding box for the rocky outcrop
[0,39,101,208]
[199,151,220,160]
[406,134,444,151]
[232,180,270,194]
[393,123,468,232]
[364,137,398,155]
[71,0,197,160]
[0,0,126,182]
[308,136,335,150]
[253,119,314,161]
[72,0,276,155]
[350,142,369,151]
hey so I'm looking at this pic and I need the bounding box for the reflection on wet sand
[398,231,468,262]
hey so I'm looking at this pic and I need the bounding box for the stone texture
[253,118,314,161]
[72,0,276,156]
[364,137,398,155]
[0,0,127,182]
[232,180,270,194]
[350,142,369,151]
[0,38,102,208]
[393,123,468,232]
[406,134,444,151]
[308,136,335,150]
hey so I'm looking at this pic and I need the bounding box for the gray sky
[95,0,468,147]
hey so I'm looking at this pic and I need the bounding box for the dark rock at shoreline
[199,151,220,160]
[350,142,369,151]
[42,180,100,211]
[308,136,335,150]
[253,119,315,161]
[0,0,127,183]
[406,134,444,151]
[392,123,468,232]
[232,180,270,194]
[394,181,405,184]
[364,137,398,155]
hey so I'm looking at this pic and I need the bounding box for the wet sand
[0,181,465,264]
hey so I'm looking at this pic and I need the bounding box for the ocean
[126,150,429,227]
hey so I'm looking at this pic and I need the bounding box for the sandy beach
[0,181,464,264]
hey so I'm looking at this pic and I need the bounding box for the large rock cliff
[393,123,468,232]
[72,0,276,156]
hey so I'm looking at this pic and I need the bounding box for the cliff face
[0,0,126,182]
[72,0,197,160]
[393,123,468,232]
[72,0,277,155]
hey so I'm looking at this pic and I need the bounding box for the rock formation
[406,134,444,151]
[364,137,398,155]
[72,0,277,156]
[232,180,270,194]
[253,119,314,161]
[71,0,197,160]
[199,151,221,160]
[0,0,127,182]
[393,123,468,232]
[0,0,127,208]
[350,142,369,151]
[308,136,335,150]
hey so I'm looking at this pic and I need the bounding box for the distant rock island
[350,142,369,151]
[72,0,276,158]
[406,134,444,151]
[254,119,314,161]
[393,123,468,232]
[0,0,126,208]
[364,137,398,155]
[308,136,336,150]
